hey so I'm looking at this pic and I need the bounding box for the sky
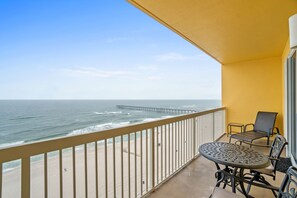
[0,0,221,100]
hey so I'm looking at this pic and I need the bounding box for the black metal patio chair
[211,166,297,198]
[229,111,279,147]
[245,135,288,196]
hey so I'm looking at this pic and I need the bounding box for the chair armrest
[273,127,280,135]
[244,123,254,132]
[268,157,279,161]
[268,127,279,136]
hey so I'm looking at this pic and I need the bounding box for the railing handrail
[0,107,225,163]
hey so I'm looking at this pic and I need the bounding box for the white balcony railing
[0,107,226,198]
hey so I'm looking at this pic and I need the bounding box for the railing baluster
[168,123,171,175]
[188,119,191,160]
[134,133,137,198]
[72,147,76,198]
[95,142,98,198]
[156,127,159,184]
[146,130,148,192]
[184,120,186,164]
[213,112,215,141]
[151,128,155,189]
[113,137,116,198]
[193,118,196,157]
[44,153,48,198]
[179,121,182,167]
[128,134,131,198]
[187,119,192,161]
[187,120,190,160]
[140,131,143,196]
[191,119,193,158]
[121,136,124,198]
[21,157,30,198]
[0,163,2,198]
[171,123,174,174]
[59,149,63,198]
[185,120,189,163]
[175,122,177,171]
[105,140,108,198]
[165,124,167,178]
[84,144,88,198]
[178,121,180,168]
[161,125,163,181]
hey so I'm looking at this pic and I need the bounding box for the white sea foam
[162,115,175,119]
[93,112,105,115]
[94,111,122,115]
[142,118,159,122]
[0,141,25,148]
[68,121,131,136]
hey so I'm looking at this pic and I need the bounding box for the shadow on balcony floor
[148,135,285,198]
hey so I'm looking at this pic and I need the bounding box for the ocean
[0,100,221,148]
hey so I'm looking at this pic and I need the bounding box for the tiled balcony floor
[148,135,286,198]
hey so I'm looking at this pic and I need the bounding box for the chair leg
[250,141,253,148]
[267,136,270,146]
[246,174,257,194]
[229,136,232,143]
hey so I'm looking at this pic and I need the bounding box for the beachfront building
[1,0,297,197]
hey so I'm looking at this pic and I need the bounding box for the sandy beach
[1,134,154,198]
[2,124,194,198]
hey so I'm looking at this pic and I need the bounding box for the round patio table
[199,142,270,197]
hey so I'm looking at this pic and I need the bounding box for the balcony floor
[148,135,285,198]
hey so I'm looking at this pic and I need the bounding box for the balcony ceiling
[128,0,297,64]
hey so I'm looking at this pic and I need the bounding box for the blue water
[0,100,221,148]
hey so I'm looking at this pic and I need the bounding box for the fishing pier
[116,105,196,114]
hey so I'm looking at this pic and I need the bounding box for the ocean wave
[68,117,163,136]
[10,116,41,121]
[94,111,122,115]
[0,141,25,148]
[162,115,175,119]
[68,121,131,136]
[142,118,159,122]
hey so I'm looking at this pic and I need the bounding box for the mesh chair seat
[229,111,278,147]
[251,163,275,177]
[230,131,268,143]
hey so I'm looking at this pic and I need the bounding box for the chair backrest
[269,135,287,170]
[278,166,297,198]
[254,111,278,134]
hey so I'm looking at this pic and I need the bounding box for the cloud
[59,67,136,78]
[155,52,209,61]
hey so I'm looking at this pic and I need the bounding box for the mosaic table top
[199,142,270,169]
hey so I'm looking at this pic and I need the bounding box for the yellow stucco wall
[222,57,284,133]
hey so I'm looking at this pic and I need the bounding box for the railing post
[151,128,155,189]
[22,157,30,198]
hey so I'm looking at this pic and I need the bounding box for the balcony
[148,135,285,198]
[0,107,226,198]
